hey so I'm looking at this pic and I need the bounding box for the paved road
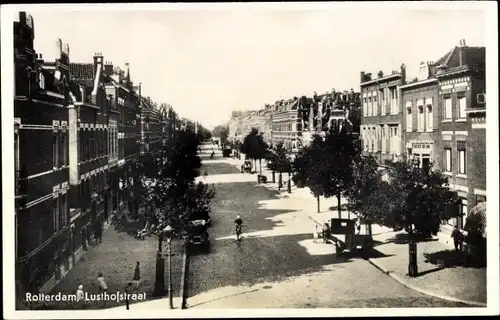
[186,154,468,308]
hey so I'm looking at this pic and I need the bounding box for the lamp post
[163,224,174,309]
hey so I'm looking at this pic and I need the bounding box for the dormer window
[39,73,45,90]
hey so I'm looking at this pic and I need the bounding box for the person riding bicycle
[234,215,243,240]
[210,151,214,159]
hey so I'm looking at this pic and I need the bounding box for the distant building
[140,97,162,156]
[360,65,406,165]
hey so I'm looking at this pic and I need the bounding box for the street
[186,151,469,308]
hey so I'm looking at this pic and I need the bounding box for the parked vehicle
[187,220,210,250]
[241,160,252,173]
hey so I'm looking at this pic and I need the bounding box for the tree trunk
[259,159,262,174]
[278,172,282,190]
[317,196,320,213]
[153,235,165,297]
[287,172,291,193]
[272,171,276,183]
[337,193,342,219]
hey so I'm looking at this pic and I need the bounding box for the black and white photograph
[1,2,498,319]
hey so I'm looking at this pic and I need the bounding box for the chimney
[360,71,365,83]
[104,61,113,75]
[400,63,406,84]
[55,38,63,59]
[365,73,372,81]
[462,39,466,46]
[36,53,44,63]
[378,71,384,78]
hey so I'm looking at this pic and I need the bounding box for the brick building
[434,41,486,231]
[67,52,112,265]
[140,97,163,156]
[14,12,73,294]
[400,61,444,171]
[103,64,141,214]
[360,65,406,165]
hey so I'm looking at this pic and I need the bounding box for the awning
[465,201,486,237]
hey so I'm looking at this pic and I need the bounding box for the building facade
[271,98,301,151]
[140,97,163,156]
[400,61,443,172]
[360,65,406,165]
[15,13,74,294]
[435,41,486,231]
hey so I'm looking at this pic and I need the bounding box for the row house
[67,52,111,265]
[400,61,444,172]
[103,64,141,213]
[397,40,485,235]
[299,90,361,145]
[14,13,73,295]
[271,98,301,152]
[434,42,486,231]
[140,97,163,156]
[159,103,177,149]
[360,65,406,165]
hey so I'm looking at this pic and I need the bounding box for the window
[458,96,467,119]
[367,97,372,116]
[444,97,452,120]
[426,105,433,130]
[53,133,59,168]
[458,148,466,175]
[372,94,377,116]
[59,194,67,229]
[418,105,424,132]
[444,148,452,172]
[363,98,367,116]
[53,197,60,232]
[59,133,66,166]
[406,106,412,132]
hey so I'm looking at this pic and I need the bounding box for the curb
[366,258,487,307]
[179,243,189,309]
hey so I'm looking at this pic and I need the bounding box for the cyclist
[234,215,243,241]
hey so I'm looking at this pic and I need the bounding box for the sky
[13,3,489,130]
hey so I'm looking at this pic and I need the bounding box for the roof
[70,63,94,81]
[435,46,485,77]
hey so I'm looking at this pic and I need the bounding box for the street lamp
[163,224,174,309]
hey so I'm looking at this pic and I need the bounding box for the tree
[212,125,229,148]
[292,130,357,215]
[241,128,268,174]
[273,142,292,191]
[359,156,460,277]
[346,154,389,221]
[381,157,460,237]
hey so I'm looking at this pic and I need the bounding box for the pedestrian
[451,225,464,251]
[313,224,320,243]
[133,261,141,289]
[97,272,108,307]
[76,284,85,309]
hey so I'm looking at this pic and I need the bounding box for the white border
[2,2,499,319]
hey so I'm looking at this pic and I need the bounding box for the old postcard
[1,2,498,319]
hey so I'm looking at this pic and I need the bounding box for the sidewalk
[213,156,487,306]
[367,229,487,306]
